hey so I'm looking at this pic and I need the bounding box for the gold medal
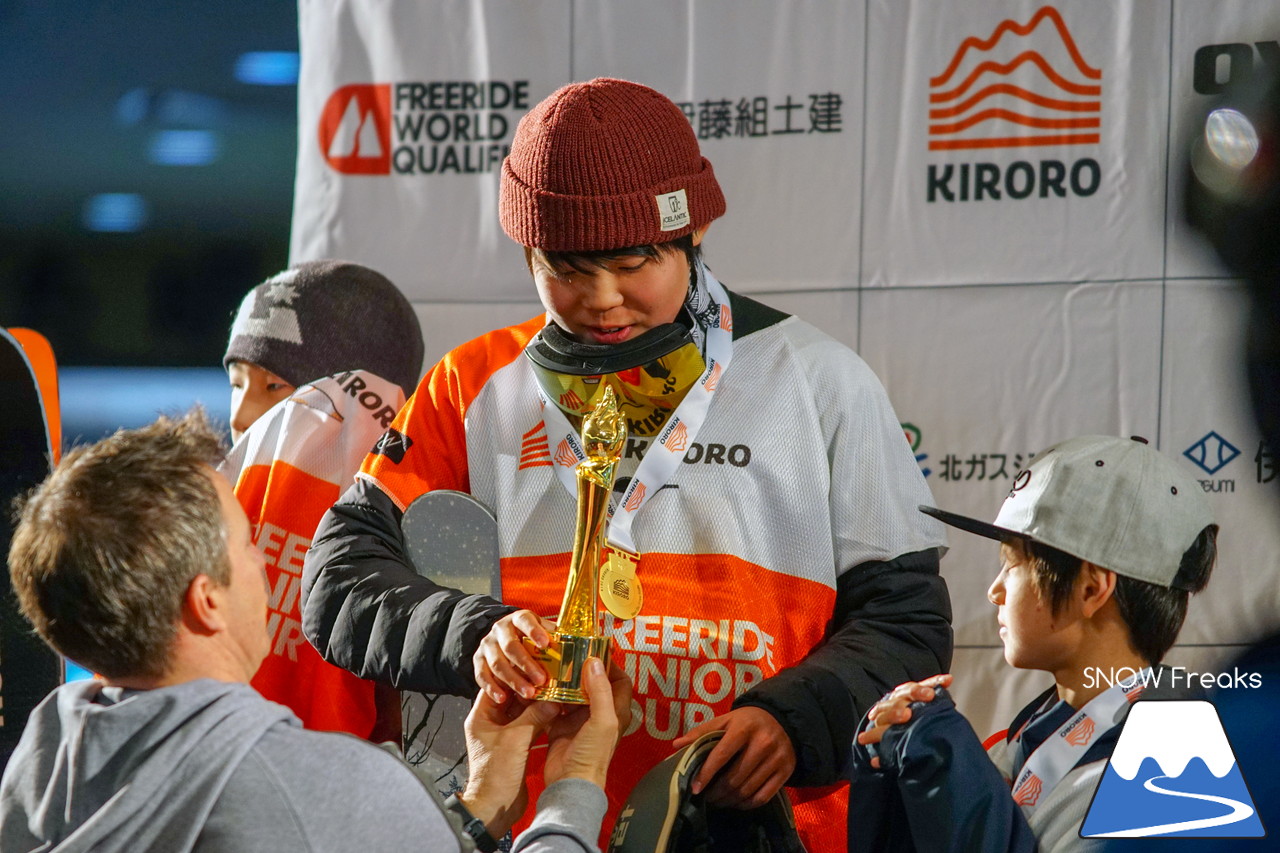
[600,564,643,620]
[599,547,642,621]
[605,546,639,577]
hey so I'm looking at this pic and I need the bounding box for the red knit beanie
[500,78,726,252]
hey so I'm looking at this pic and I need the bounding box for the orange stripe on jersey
[519,424,552,468]
[234,461,338,536]
[363,314,546,509]
[234,462,378,737]
[502,552,846,852]
[984,728,1010,751]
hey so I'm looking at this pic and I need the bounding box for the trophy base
[523,632,612,705]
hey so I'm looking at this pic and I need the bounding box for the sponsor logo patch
[370,428,412,464]
[657,189,689,232]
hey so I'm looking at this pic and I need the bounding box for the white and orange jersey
[361,295,946,852]
[222,370,404,737]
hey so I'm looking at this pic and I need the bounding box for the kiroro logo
[625,482,647,512]
[1013,773,1043,806]
[929,6,1101,151]
[703,361,723,392]
[559,389,585,411]
[554,439,577,468]
[1064,716,1095,747]
[664,421,689,453]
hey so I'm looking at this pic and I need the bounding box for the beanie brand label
[657,189,690,232]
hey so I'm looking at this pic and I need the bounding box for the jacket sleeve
[732,547,952,786]
[301,477,516,697]
[511,779,608,853]
[847,690,1037,853]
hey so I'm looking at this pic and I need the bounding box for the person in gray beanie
[220,259,424,748]
[224,259,424,441]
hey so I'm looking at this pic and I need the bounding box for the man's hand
[473,609,556,704]
[672,706,796,810]
[543,657,631,789]
[855,673,952,769]
[460,688,558,838]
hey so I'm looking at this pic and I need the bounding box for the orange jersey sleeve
[361,314,546,508]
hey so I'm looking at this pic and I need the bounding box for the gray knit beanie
[223,260,424,396]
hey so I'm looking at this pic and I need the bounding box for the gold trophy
[525,385,626,703]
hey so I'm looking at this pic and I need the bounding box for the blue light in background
[60,366,231,447]
[82,193,149,232]
[234,51,299,86]
[115,88,229,128]
[148,129,221,166]
[115,87,151,126]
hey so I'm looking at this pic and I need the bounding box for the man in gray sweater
[0,410,625,852]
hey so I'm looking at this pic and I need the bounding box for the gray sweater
[0,679,606,852]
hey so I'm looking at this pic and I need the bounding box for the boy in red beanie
[302,78,950,851]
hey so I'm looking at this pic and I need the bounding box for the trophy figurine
[525,385,626,703]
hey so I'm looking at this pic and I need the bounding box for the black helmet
[607,732,808,853]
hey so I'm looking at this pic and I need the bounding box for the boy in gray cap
[850,436,1218,852]
[221,259,423,743]
[224,259,424,441]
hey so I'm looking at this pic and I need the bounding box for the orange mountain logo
[559,389,586,411]
[319,85,392,174]
[719,304,734,333]
[625,482,647,512]
[1064,715,1096,746]
[518,423,552,470]
[703,361,723,393]
[664,421,689,452]
[554,439,578,468]
[1012,773,1043,806]
[929,6,1100,151]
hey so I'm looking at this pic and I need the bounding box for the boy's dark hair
[1015,525,1217,664]
[533,233,701,278]
[8,409,228,680]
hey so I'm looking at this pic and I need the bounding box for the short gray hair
[9,409,228,680]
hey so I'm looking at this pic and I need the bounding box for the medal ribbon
[535,262,734,555]
[1009,667,1151,817]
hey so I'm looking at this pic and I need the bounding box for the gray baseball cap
[921,436,1215,589]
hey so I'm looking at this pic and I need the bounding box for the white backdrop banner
[292,0,1280,745]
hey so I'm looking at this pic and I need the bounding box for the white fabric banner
[862,0,1169,286]
[292,0,1280,744]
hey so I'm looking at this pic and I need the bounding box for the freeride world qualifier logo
[1081,701,1264,838]
[318,80,530,175]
